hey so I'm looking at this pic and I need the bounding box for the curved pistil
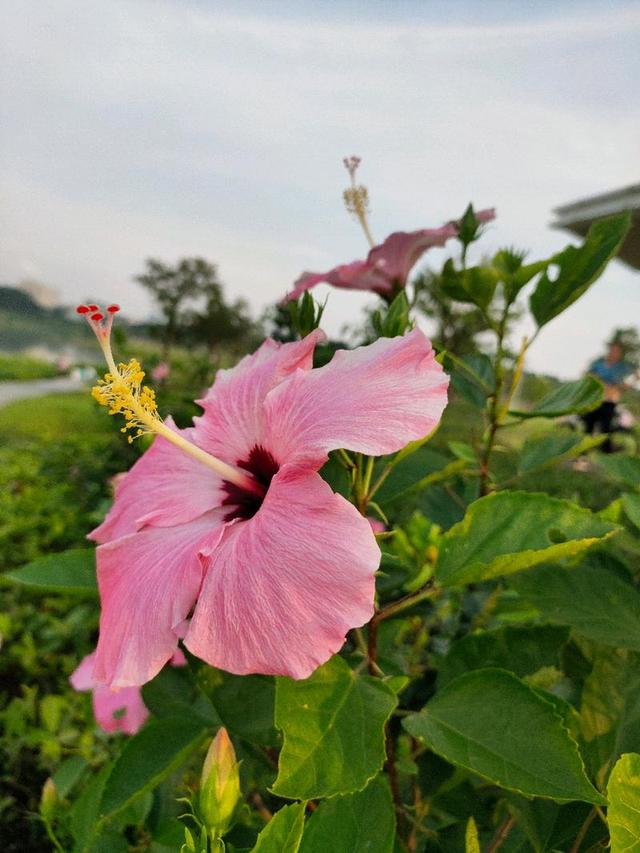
[77,304,264,497]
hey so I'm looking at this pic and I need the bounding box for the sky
[1,0,638,377]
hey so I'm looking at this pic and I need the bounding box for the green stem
[478,303,510,496]
[569,807,597,853]
[376,584,440,623]
[42,818,64,853]
[362,456,375,499]
[366,462,394,504]
[486,815,516,853]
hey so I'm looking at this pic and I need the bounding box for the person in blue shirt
[583,340,635,452]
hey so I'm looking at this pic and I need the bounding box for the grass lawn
[0,352,59,381]
[0,393,111,445]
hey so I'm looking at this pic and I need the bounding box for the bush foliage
[3,208,640,853]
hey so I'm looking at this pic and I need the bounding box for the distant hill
[0,285,151,358]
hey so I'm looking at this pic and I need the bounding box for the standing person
[583,338,635,453]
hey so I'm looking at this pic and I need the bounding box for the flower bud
[199,727,241,835]
[40,777,57,823]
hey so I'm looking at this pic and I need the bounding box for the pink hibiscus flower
[88,325,448,687]
[284,209,495,303]
[70,649,186,735]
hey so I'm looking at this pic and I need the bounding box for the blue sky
[1,0,638,376]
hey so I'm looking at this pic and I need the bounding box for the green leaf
[70,764,111,852]
[298,776,395,853]
[5,548,97,593]
[141,666,219,725]
[622,493,640,531]
[99,715,208,820]
[404,668,605,804]
[578,647,640,785]
[272,656,397,800]
[372,291,410,338]
[445,351,496,408]
[437,625,569,688]
[510,561,640,650]
[530,213,631,327]
[372,446,453,505]
[517,430,604,474]
[506,796,602,853]
[511,376,604,418]
[435,491,618,587]
[52,755,87,799]
[607,753,640,852]
[599,455,640,491]
[440,260,499,310]
[252,802,306,853]
[492,250,549,304]
[199,670,278,745]
[461,266,500,311]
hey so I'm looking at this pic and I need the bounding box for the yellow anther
[91,358,161,443]
[82,305,265,496]
[342,156,375,248]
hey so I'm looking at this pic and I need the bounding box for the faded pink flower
[70,651,148,734]
[284,210,495,303]
[368,517,386,534]
[90,329,448,687]
[151,361,171,382]
[70,649,186,735]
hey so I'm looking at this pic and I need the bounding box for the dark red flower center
[222,445,279,521]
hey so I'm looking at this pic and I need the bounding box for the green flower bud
[40,777,57,823]
[199,727,241,835]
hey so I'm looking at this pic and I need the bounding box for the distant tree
[135,258,208,361]
[412,268,491,355]
[187,283,260,358]
[262,303,298,343]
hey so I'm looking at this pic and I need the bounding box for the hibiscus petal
[367,225,457,285]
[193,331,324,465]
[284,260,391,302]
[70,652,97,691]
[90,417,222,544]
[93,511,225,687]
[263,329,448,468]
[185,466,379,679]
[93,684,149,734]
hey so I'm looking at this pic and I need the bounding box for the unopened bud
[40,777,57,822]
[199,728,241,835]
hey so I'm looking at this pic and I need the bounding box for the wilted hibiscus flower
[70,649,186,735]
[285,157,495,303]
[78,305,447,687]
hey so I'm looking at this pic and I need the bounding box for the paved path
[0,376,85,406]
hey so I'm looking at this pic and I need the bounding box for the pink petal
[93,684,149,734]
[93,511,226,688]
[475,207,496,224]
[368,517,386,534]
[284,260,392,302]
[263,329,449,468]
[185,466,379,679]
[90,417,222,544]
[366,225,457,285]
[170,648,187,667]
[70,652,97,691]
[193,332,324,466]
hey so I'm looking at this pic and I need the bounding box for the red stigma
[107,304,120,313]
[88,304,99,312]
[91,312,104,321]
[76,304,90,314]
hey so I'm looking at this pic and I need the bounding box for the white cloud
[0,0,638,375]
